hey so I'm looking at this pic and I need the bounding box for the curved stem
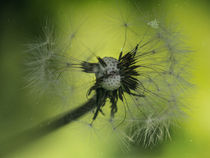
[0,96,96,156]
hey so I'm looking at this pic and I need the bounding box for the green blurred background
[0,0,210,158]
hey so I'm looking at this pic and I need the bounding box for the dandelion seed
[147,19,159,29]
[25,22,79,99]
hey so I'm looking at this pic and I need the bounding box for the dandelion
[23,2,192,150]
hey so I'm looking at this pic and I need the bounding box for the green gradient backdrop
[0,0,209,158]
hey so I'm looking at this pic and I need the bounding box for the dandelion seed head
[24,1,193,150]
[97,57,121,91]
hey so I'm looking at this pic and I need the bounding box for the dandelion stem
[0,96,97,156]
